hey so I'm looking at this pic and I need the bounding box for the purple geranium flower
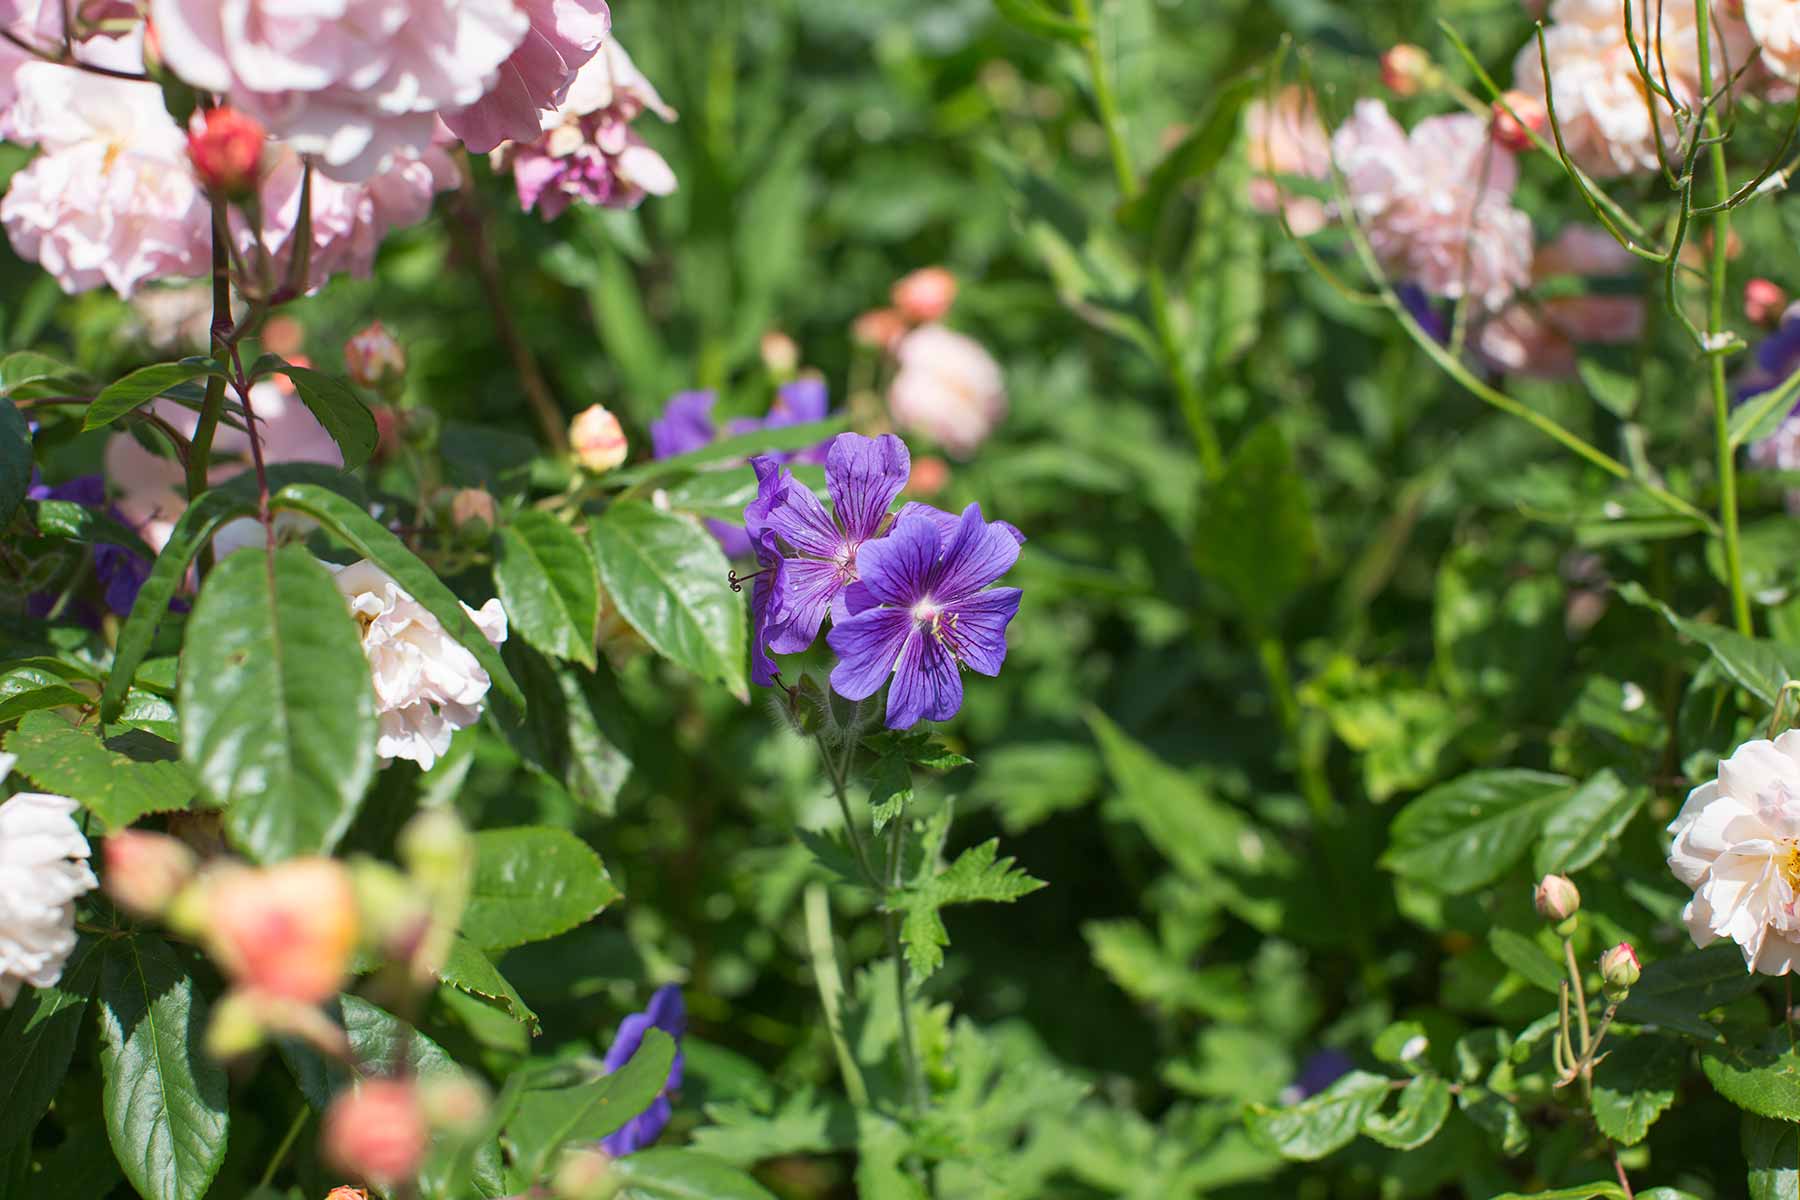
[24,472,156,620]
[825,502,1022,730]
[725,378,830,465]
[599,984,686,1157]
[747,529,785,686]
[747,433,911,665]
[650,390,719,460]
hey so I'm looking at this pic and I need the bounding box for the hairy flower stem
[1694,3,1752,635]
[804,882,870,1109]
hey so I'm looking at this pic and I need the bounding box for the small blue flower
[599,985,686,1157]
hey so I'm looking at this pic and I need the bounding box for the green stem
[257,1106,310,1190]
[186,200,234,503]
[886,813,930,1117]
[1563,936,1592,1079]
[803,882,869,1109]
[1696,2,1752,635]
[1070,0,1134,198]
[1255,633,1329,820]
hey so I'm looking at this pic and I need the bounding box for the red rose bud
[852,307,909,352]
[323,1080,430,1186]
[187,106,265,198]
[103,830,197,918]
[344,321,407,391]
[1533,873,1580,926]
[1599,942,1641,1001]
[1492,90,1546,153]
[892,267,958,323]
[1380,44,1433,97]
[1747,278,1788,326]
[449,487,497,537]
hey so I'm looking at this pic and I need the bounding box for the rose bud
[570,404,629,474]
[1380,44,1433,97]
[370,405,404,464]
[323,1080,430,1186]
[892,267,958,324]
[553,1147,620,1200]
[419,1072,489,1135]
[1492,90,1546,153]
[1533,873,1581,929]
[344,321,407,392]
[204,858,359,1004]
[102,830,197,918]
[326,1189,371,1200]
[1599,942,1641,1001]
[1747,278,1788,326]
[852,308,909,352]
[760,331,799,378]
[187,106,265,199]
[907,455,950,498]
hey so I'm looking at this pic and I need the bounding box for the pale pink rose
[0,757,96,1007]
[0,38,209,297]
[149,0,530,180]
[1244,85,1331,236]
[1748,0,1800,80]
[442,0,612,154]
[887,324,1007,459]
[1474,296,1645,378]
[1513,0,1755,178]
[237,143,458,293]
[1331,99,1532,310]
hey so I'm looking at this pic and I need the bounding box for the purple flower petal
[768,556,845,654]
[930,503,1021,602]
[769,378,828,426]
[824,433,909,545]
[941,586,1021,676]
[758,467,843,560]
[895,500,1025,547]
[750,533,786,686]
[602,1095,673,1157]
[827,606,916,701]
[652,391,718,460]
[885,626,963,729]
[853,515,940,609]
[595,984,686,1157]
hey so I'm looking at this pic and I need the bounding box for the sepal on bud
[1599,941,1641,1001]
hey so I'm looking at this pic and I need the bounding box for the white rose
[887,324,1008,460]
[0,752,97,1006]
[331,560,508,771]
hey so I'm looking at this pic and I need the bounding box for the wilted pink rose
[1244,85,1331,236]
[1,38,209,297]
[1332,99,1532,310]
[443,0,612,154]
[887,324,1007,459]
[149,0,529,180]
[345,321,408,390]
[494,37,677,219]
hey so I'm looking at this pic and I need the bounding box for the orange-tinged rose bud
[760,331,799,377]
[262,315,306,358]
[852,308,909,352]
[344,321,407,391]
[554,1147,619,1199]
[449,487,497,535]
[205,858,358,1004]
[892,267,958,324]
[570,404,629,474]
[323,1080,429,1186]
[187,106,265,198]
[103,830,197,918]
[1747,278,1788,326]
[1380,44,1433,96]
[325,1189,371,1200]
[1492,90,1546,153]
[907,455,950,498]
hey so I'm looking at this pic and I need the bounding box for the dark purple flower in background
[1738,302,1800,504]
[827,502,1022,730]
[599,984,686,1157]
[724,377,829,465]
[1396,283,1450,345]
[650,390,719,460]
[1282,1048,1356,1105]
[23,472,156,620]
[747,433,911,662]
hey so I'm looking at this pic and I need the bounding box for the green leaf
[589,500,747,701]
[1192,421,1315,628]
[991,0,1088,41]
[83,359,222,431]
[1534,770,1645,876]
[897,838,1045,978]
[1592,1035,1683,1146]
[1118,72,1256,238]
[462,826,621,952]
[439,935,540,1034]
[100,488,257,723]
[271,481,521,709]
[1245,1070,1389,1161]
[1620,582,1800,706]
[3,711,195,831]
[1746,1112,1799,1200]
[0,667,90,723]
[1488,928,1565,994]
[97,935,229,1200]
[1489,1188,1624,1200]
[868,755,913,833]
[1703,1033,1800,1120]
[1617,944,1760,1039]
[612,1148,781,1200]
[602,417,848,489]
[1361,1073,1450,1151]
[27,499,156,558]
[505,1028,676,1185]
[1458,1085,1528,1156]
[1380,769,1576,894]
[1,349,86,399]
[0,936,101,1151]
[178,544,377,861]
[494,510,599,669]
[276,364,378,469]
[0,397,29,525]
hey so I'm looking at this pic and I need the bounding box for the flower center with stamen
[1783,842,1800,892]
[912,599,938,624]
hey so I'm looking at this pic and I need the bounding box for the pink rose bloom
[148,0,530,180]
[1474,296,1646,378]
[1512,0,1753,178]
[1332,99,1533,310]
[236,143,458,293]
[0,37,209,296]
[1748,0,1800,81]
[887,324,1007,459]
[443,0,612,154]
[1244,85,1332,236]
[1533,223,1638,278]
[494,36,676,219]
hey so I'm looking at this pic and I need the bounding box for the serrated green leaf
[270,482,520,708]
[1592,1035,1683,1146]
[897,838,1045,978]
[0,397,30,525]
[1380,769,1576,894]
[1361,1073,1449,1150]
[4,711,195,831]
[1192,421,1315,627]
[1620,582,1800,706]
[1617,944,1759,1039]
[97,936,229,1200]
[494,510,598,668]
[505,1028,676,1185]
[462,826,620,952]
[589,500,747,700]
[1703,1033,1800,1121]
[1245,1070,1389,1162]
[0,936,100,1151]
[178,545,377,860]
[1746,1112,1799,1200]
[276,364,378,469]
[868,755,912,833]
[0,666,89,723]
[1535,769,1645,876]
[84,360,222,431]
[438,935,540,1034]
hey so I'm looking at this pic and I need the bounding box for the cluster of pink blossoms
[0,0,676,299]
